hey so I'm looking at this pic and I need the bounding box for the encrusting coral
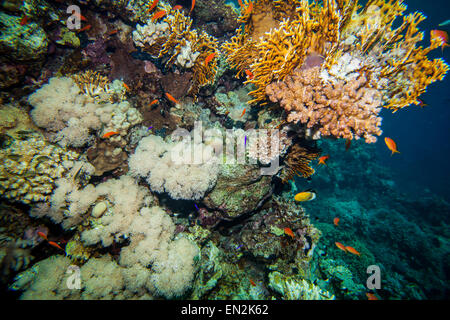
[222,0,449,142]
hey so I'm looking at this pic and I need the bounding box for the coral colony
[0,0,448,300]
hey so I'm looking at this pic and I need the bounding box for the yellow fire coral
[133,5,219,96]
[222,0,449,142]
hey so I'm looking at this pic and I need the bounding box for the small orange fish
[417,99,428,108]
[107,29,119,36]
[147,0,159,13]
[245,1,253,15]
[48,241,64,251]
[123,83,131,91]
[149,99,159,106]
[173,5,183,11]
[318,155,329,166]
[77,24,92,33]
[245,69,254,79]
[190,0,195,14]
[345,139,351,151]
[102,131,119,139]
[345,246,361,256]
[239,108,246,118]
[165,92,179,104]
[430,29,449,52]
[284,227,295,239]
[333,217,339,227]
[72,11,87,22]
[249,279,256,286]
[384,137,400,155]
[20,15,29,26]
[152,10,166,22]
[366,293,379,300]
[335,242,347,252]
[37,231,48,241]
[204,52,216,67]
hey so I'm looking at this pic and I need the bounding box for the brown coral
[280,144,321,182]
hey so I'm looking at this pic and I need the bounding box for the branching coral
[222,0,449,142]
[133,6,219,96]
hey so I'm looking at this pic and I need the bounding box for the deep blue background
[377,0,450,201]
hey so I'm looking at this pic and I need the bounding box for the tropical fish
[20,15,29,26]
[333,217,339,226]
[430,30,449,52]
[245,69,254,79]
[149,99,159,106]
[318,155,329,166]
[147,0,159,13]
[417,99,428,108]
[37,231,48,241]
[366,293,379,300]
[345,246,361,256]
[384,137,400,155]
[123,83,131,91]
[72,12,87,22]
[284,227,295,239]
[77,24,92,33]
[48,241,64,251]
[102,131,119,138]
[204,52,216,67]
[152,10,166,22]
[173,5,183,11]
[439,19,450,27]
[107,29,119,36]
[335,242,347,252]
[249,279,256,286]
[345,139,351,151]
[165,92,179,104]
[190,0,195,14]
[240,108,246,118]
[245,1,253,15]
[294,189,316,202]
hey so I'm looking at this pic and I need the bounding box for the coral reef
[279,144,321,182]
[222,0,449,142]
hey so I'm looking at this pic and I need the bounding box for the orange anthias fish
[147,0,159,13]
[249,279,256,287]
[107,29,119,36]
[245,1,253,15]
[149,99,159,106]
[152,10,167,22]
[430,30,449,52]
[102,131,119,138]
[165,92,179,104]
[318,155,329,166]
[20,15,29,26]
[345,246,361,256]
[384,137,400,155]
[72,11,87,22]
[345,138,351,151]
[48,241,64,251]
[37,231,48,241]
[240,108,246,118]
[173,5,183,11]
[335,242,347,252]
[204,52,216,67]
[333,217,340,227]
[77,24,92,33]
[245,69,254,79]
[366,293,379,300]
[123,83,131,91]
[284,227,295,239]
[190,0,195,15]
